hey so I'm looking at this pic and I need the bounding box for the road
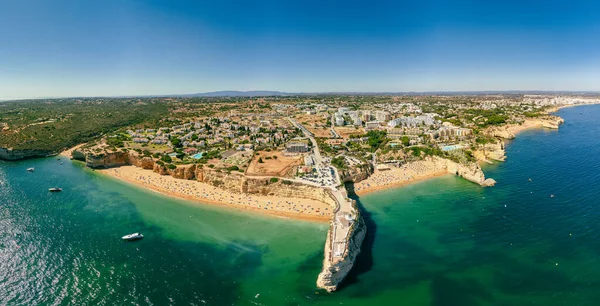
[288,117,323,166]
[288,117,355,260]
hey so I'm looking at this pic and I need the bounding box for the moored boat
[26,167,35,172]
[122,233,144,241]
[48,188,62,192]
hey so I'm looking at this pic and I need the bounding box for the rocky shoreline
[0,147,55,161]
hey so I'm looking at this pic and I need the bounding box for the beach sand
[59,144,85,158]
[354,160,449,196]
[98,166,332,222]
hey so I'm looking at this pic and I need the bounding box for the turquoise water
[2,105,600,305]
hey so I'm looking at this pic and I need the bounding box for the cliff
[486,116,565,140]
[429,156,496,187]
[243,178,337,206]
[474,141,506,162]
[0,147,54,160]
[73,149,339,200]
[316,206,367,292]
[338,164,374,183]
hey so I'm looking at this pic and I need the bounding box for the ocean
[1,104,600,305]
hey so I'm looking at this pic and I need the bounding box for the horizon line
[3,89,600,102]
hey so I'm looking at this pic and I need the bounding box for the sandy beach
[59,144,85,158]
[98,166,332,222]
[354,160,449,196]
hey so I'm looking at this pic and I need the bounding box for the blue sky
[1,0,599,98]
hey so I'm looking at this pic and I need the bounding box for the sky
[1,0,600,99]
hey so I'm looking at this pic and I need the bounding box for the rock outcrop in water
[444,158,497,187]
[316,205,366,292]
[423,156,496,187]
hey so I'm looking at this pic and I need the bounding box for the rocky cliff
[72,149,340,201]
[486,116,565,140]
[430,156,496,187]
[83,151,130,168]
[474,141,506,162]
[0,147,54,160]
[243,178,337,206]
[338,164,374,183]
[316,210,367,292]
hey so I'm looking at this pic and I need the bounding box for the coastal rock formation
[430,157,496,187]
[0,147,54,160]
[338,164,374,183]
[153,162,168,175]
[243,179,337,207]
[84,151,129,168]
[486,116,565,140]
[487,127,516,140]
[129,155,155,170]
[474,141,506,162]
[317,209,366,292]
[167,164,197,180]
[71,150,86,162]
[542,116,564,129]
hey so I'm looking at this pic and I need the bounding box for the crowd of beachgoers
[354,161,447,195]
[100,166,332,221]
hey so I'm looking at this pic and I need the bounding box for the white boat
[26,167,35,172]
[48,188,62,192]
[122,233,144,241]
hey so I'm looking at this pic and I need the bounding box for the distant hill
[179,90,600,98]
[183,91,290,97]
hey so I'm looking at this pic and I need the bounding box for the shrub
[166,163,177,170]
[270,177,279,183]
[258,157,264,163]
[227,165,239,171]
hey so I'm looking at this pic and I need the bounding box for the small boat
[122,233,144,241]
[48,188,62,192]
[26,167,35,172]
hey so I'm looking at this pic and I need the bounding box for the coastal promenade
[328,187,356,258]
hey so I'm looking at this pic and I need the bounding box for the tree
[401,136,410,146]
[171,137,183,148]
[161,155,172,163]
[258,157,264,163]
